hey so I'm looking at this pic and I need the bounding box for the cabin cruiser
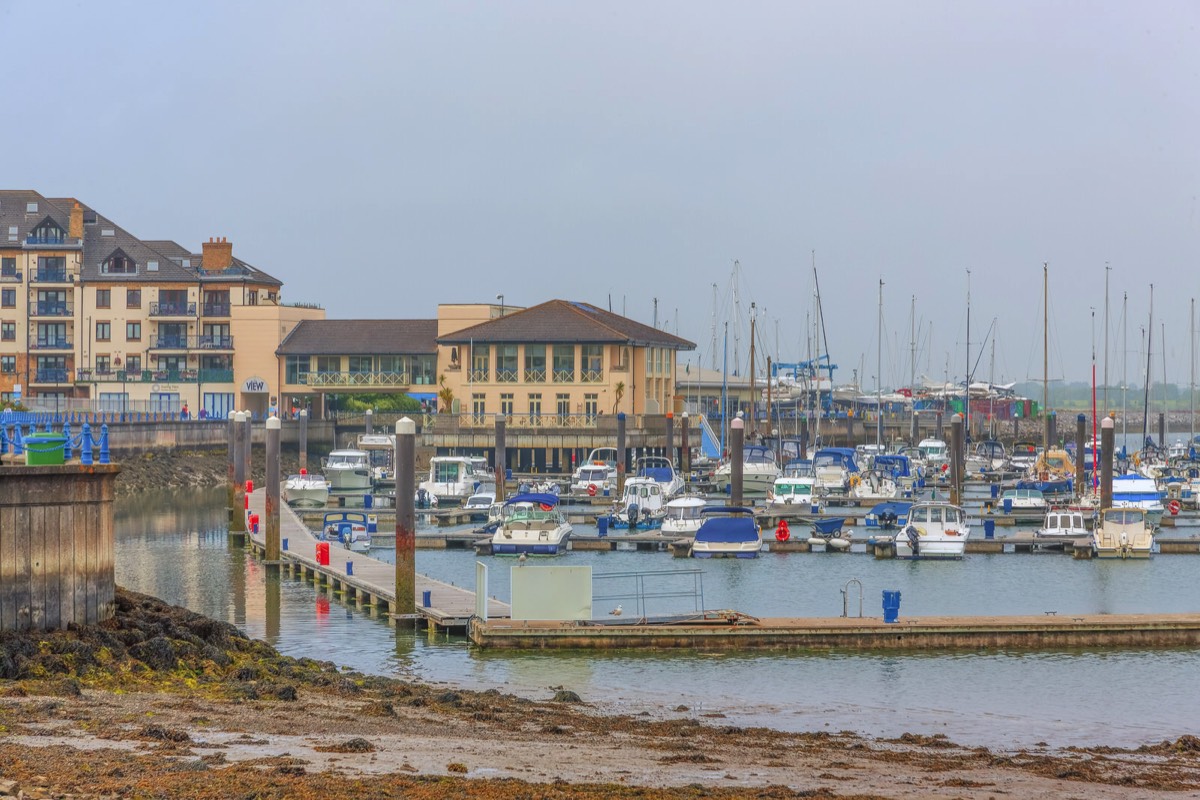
[322,449,372,492]
[768,472,816,509]
[571,447,618,493]
[661,496,707,535]
[283,470,330,508]
[319,511,371,553]
[634,455,685,498]
[892,501,970,559]
[1091,507,1154,559]
[999,488,1048,513]
[1010,442,1039,471]
[917,438,950,472]
[419,456,492,505]
[811,447,860,496]
[1034,508,1089,551]
[1017,448,1075,497]
[1111,473,1165,528]
[491,493,572,555]
[873,454,916,495]
[603,476,667,530]
[966,440,1010,474]
[849,468,900,502]
[714,444,781,496]
[865,500,911,531]
[690,507,762,558]
[463,490,496,520]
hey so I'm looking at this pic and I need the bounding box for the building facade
[0,190,322,416]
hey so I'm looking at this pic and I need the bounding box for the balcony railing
[25,236,82,249]
[33,368,69,383]
[496,368,518,383]
[552,369,575,383]
[202,303,231,317]
[32,302,73,317]
[148,334,235,350]
[302,370,411,388]
[150,301,197,317]
[581,369,604,383]
[31,338,72,350]
[468,368,489,382]
[32,269,73,283]
[0,270,21,283]
[74,367,233,384]
[523,368,546,383]
[447,412,601,429]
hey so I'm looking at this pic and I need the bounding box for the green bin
[25,433,67,466]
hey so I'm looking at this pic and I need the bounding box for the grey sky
[4,1,1197,389]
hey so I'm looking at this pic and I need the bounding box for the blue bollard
[422,589,432,607]
[984,519,996,540]
[363,493,373,509]
[63,422,72,461]
[1003,498,1012,514]
[346,561,354,576]
[282,538,289,551]
[99,424,110,464]
[882,590,901,624]
[80,423,93,465]
[598,516,609,537]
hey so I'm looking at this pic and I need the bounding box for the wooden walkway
[244,489,509,629]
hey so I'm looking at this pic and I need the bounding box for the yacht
[966,440,1010,474]
[661,496,707,536]
[892,501,970,559]
[322,449,372,493]
[714,444,781,496]
[419,455,492,505]
[690,507,762,558]
[283,470,330,508]
[812,447,861,496]
[768,472,816,510]
[634,455,685,498]
[491,493,572,556]
[1091,507,1154,559]
[917,438,950,472]
[571,447,618,494]
[999,488,1048,513]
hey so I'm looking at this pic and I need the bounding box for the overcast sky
[4,1,1197,389]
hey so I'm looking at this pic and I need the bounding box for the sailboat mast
[1122,292,1128,442]
[1091,308,1098,491]
[749,302,757,438]
[721,322,729,455]
[812,250,822,446]
[877,278,884,449]
[710,283,718,372]
[1103,264,1111,416]
[989,322,996,439]
[1142,285,1154,447]
[1191,297,1196,444]
[965,269,971,443]
[1042,263,1049,451]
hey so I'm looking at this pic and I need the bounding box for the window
[95,355,111,374]
[552,345,575,382]
[524,344,546,383]
[470,344,490,382]
[0,321,14,340]
[1,289,13,308]
[247,290,258,306]
[126,321,141,341]
[316,356,340,374]
[349,356,372,374]
[36,256,66,281]
[527,393,542,425]
[497,344,518,382]
[96,288,111,308]
[584,393,599,422]
[556,393,570,424]
[98,392,128,412]
[126,288,141,308]
[31,218,64,243]
[411,354,435,384]
[0,355,14,373]
[285,355,310,384]
[471,393,486,424]
[37,323,66,347]
[125,354,141,374]
[96,321,111,341]
[103,251,136,275]
[499,393,514,418]
[1,257,15,278]
[377,355,404,375]
[581,345,603,382]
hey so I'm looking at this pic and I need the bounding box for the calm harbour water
[115,487,1200,750]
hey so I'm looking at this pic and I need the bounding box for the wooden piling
[1075,413,1086,492]
[395,417,416,616]
[1101,415,1114,509]
[949,413,963,506]
[616,411,627,497]
[681,412,691,478]
[298,409,308,471]
[231,411,247,534]
[731,415,744,507]
[265,415,281,563]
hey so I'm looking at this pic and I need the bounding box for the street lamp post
[496,294,504,317]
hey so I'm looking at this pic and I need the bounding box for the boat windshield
[579,467,609,481]
[775,481,813,495]
[1104,509,1145,525]
[503,503,561,523]
[624,482,662,500]
[326,453,367,468]
[742,446,776,465]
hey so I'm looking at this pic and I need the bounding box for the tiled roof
[438,300,696,349]
[277,319,439,356]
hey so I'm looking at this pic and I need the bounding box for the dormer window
[30,217,65,244]
[101,249,137,275]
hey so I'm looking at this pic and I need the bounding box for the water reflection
[113,488,1200,749]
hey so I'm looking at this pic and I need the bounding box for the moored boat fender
[775,519,790,542]
[828,536,851,550]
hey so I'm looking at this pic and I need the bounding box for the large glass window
[0,322,14,341]
[552,345,574,382]
[527,393,542,425]
[497,344,518,383]
[584,393,598,422]
[96,321,111,341]
[524,344,546,383]
[349,356,372,374]
[556,393,570,424]
[471,393,486,424]
[126,288,141,308]
[411,355,435,384]
[1,289,13,308]
[36,256,66,281]
[0,356,14,373]
[285,355,310,384]
[470,344,489,382]
[499,393,514,418]
[96,288,110,308]
[0,257,16,278]
[581,345,603,382]
[316,356,340,374]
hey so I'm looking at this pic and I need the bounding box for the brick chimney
[202,236,233,272]
[68,202,84,239]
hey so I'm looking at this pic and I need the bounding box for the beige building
[0,190,323,416]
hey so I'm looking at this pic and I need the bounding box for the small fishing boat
[570,447,618,494]
[1033,508,1089,551]
[602,476,667,530]
[891,501,970,559]
[319,510,371,553]
[690,507,761,558]
[661,496,706,535]
[491,493,572,556]
[283,469,330,508]
[463,491,496,520]
[1091,507,1154,559]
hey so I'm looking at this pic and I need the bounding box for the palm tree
[613,381,625,414]
[437,373,455,413]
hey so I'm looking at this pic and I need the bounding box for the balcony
[302,370,411,388]
[468,368,489,382]
[75,367,235,384]
[202,303,231,317]
[150,301,197,317]
[32,301,73,317]
[148,334,235,350]
[31,337,73,350]
[199,368,234,383]
[33,368,69,384]
[552,369,575,383]
[581,369,604,383]
[25,236,82,250]
[524,368,547,383]
[496,368,518,384]
[31,269,74,283]
[0,270,21,283]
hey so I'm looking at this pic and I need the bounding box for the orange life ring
[775,519,790,542]
[587,484,597,497]
[1169,499,1181,516]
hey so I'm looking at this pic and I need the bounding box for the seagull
[609,605,623,616]
[518,553,527,564]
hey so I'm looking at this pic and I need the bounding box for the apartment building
[0,190,323,416]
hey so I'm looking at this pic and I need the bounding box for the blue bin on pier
[882,590,901,624]
[363,493,373,509]
[1003,498,1012,514]
[422,589,432,607]
[984,519,996,540]
[597,516,609,537]
[367,514,378,533]
[990,484,999,499]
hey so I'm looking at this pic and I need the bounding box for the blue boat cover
[873,455,911,477]
[639,466,674,482]
[503,492,561,507]
[695,516,759,543]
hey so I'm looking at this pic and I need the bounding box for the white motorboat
[1010,442,1039,472]
[491,493,572,556]
[661,496,707,535]
[812,447,861,496]
[283,470,330,508]
[604,476,667,530]
[917,438,950,472]
[892,501,970,559]
[1034,508,1089,551]
[966,440,1010,474]
[634,455,685,498]
[999,488,1048,513]
[322,449,372,492]
[463,491,496,520]
[1091,507,1154,559]
[768,473,816,510]
[690,506,762,558]
[319,511,371,553]
[849,468,900,502]
[714,445,780,496]
[419,455,492,505]
[571,464,617,497]
[1111,474,1165,528]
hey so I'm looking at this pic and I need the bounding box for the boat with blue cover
[319,510,371,553]
[865,500,911,530]
[690,507,761,558]
[491,493,573,556]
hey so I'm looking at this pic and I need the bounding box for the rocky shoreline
[111,449,303,498]
[1,590,1198,798]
